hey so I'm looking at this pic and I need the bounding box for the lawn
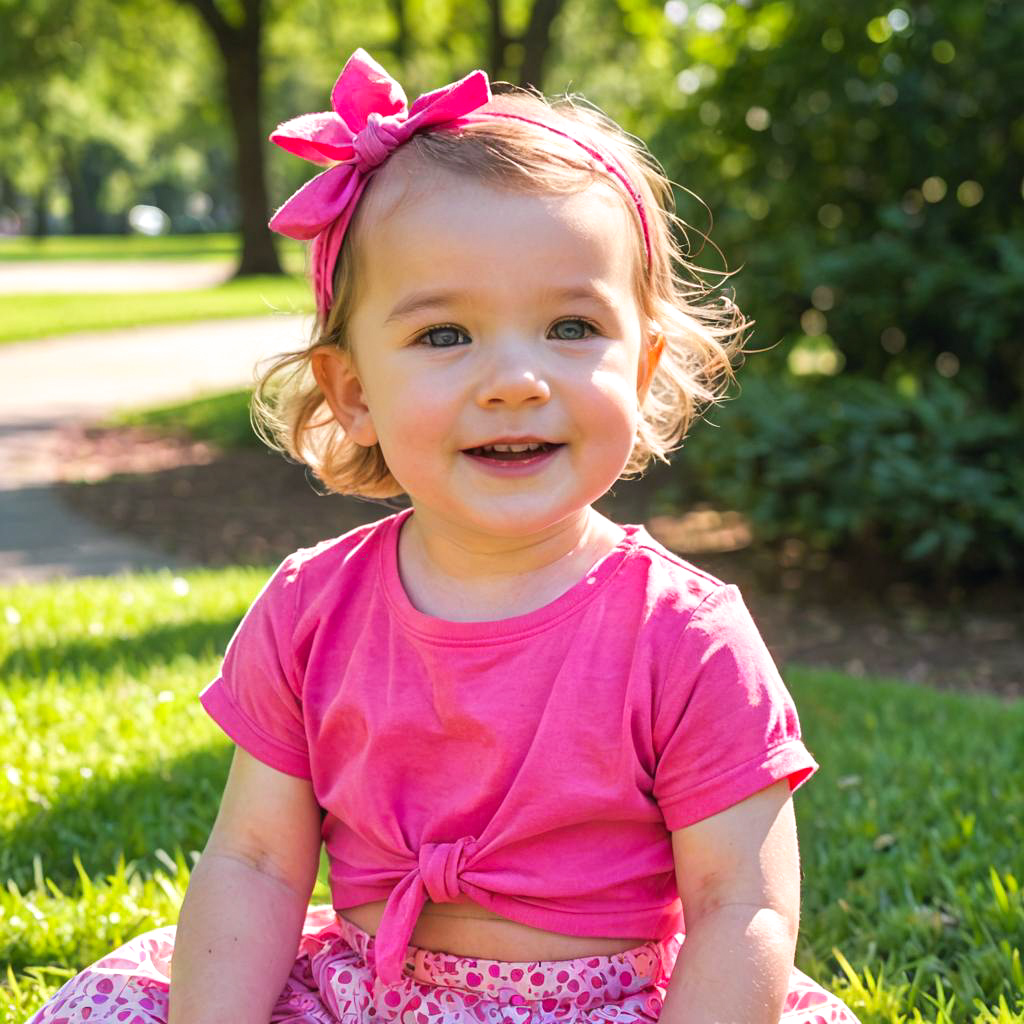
[1,569,1021,1023]
[0,232,312,345]
[0,233,302,264]
[109,388,262,449]
[0,277,315,345]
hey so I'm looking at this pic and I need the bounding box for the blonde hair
[252,86,752,499]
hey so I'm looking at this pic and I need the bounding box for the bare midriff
[338,899,654,961]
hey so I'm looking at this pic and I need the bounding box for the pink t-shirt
[200,509,818,986]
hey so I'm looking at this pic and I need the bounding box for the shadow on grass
[1,614,243,683]
[1,743,232,891]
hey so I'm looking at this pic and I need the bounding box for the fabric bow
[268,49,492,316]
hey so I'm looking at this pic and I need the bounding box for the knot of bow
[418,837,475,904]
[267,48,490,243]
[350,111,403,173]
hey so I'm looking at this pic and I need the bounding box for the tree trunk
[387,0,409,62]
[0,173,13,214]
[518,0,565,90]
[62,140,115,234]
[222,27,281,274]
[180,0,281,275]
[487,0,509,81]
[33,183,50,238]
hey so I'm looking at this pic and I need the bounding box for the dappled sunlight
[647,505,752,554]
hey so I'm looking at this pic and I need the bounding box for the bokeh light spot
[818,203,843,229]
[664,1,689,25]
[744,194,770,220]
[901,189,924,215]
[887,8,910,31]
[745,106,771,131]
[788,335,844,376]
[695,3,726,31]
[811,286,835,311]
[747,25,771,50]
[699,100,721,126]
[877,82,899,106]
[807,90,831,115]
[821,28,844,52]
[881,327,906,354]
[956,181,983,207]
[800,309,827,336]
[866,17,893,43]
[676,69,701,94]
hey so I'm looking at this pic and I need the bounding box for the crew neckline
[379,507,644,642]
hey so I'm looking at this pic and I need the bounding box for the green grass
[110,388,263,450]
[0,277,315,345]
[0,233,302,264]
[1,570,1022,1022]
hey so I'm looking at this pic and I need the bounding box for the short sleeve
[652,584,818,831]
[199,554,311,779]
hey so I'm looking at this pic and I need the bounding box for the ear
[637,331,665,401]
[310,347,378,447]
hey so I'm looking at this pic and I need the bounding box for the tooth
[478,442,546,454]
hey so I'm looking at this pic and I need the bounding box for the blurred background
[1,0,1021,689]
[2,4,1023,1020]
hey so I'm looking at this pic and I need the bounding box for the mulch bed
[55,423,1021,701]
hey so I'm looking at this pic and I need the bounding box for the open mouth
[462,442,563,461]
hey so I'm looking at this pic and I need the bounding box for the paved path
[0,259,235,292]
[1,314,311,584]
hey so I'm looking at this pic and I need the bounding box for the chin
[466,499,595,540]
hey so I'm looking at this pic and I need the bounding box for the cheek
[364,369,457,448]
[588,363,642,422]
[592,340,642,393]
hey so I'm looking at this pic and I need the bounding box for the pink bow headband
[268,49,652,318]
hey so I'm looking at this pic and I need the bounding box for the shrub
[674,373,1024,581]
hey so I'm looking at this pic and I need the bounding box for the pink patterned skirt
[27,904,858,1023]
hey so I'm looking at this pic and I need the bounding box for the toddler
[29,49,859,1024]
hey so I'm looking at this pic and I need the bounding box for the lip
[460,441,564,476]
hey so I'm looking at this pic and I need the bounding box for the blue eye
[418,325,469,348]
[551,318,596,340]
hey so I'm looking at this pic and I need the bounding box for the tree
[486,0,568,87]
[0,0,215,236]
[177,0,282,275]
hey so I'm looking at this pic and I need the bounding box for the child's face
[315,168,657,541]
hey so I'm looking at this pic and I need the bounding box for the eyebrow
[383,284,618,324]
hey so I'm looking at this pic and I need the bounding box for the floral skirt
[27,904,858,1023]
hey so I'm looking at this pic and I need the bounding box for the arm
[659,780,801,1024]
[168,746,323,1024]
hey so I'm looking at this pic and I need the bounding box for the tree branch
[176,0,235,52]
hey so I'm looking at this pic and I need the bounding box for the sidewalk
[0,259,234,293]
[1,314,310,584]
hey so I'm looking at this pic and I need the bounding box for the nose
[474,337,552,409]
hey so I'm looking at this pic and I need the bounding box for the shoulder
[235,511,402,689]
[616,526,779,694]
[269,509,403,598]
[619,523,733,627]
